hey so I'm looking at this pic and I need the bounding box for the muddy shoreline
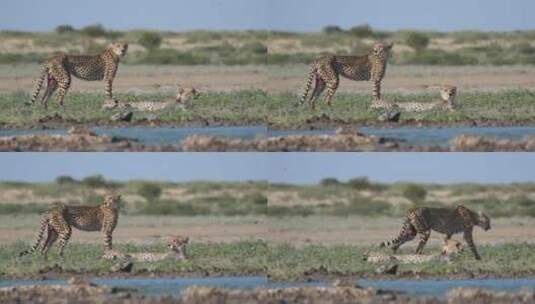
[3,280,535,304]
[1,115,535,131]
[3,268,535,282]
[3,126,535,151]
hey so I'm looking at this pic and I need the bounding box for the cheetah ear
[177,85,184,94]
[385,42,394,50]
[185,237,189,243]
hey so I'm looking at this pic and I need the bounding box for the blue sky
[0,0,533,32]
[0,153,533,184]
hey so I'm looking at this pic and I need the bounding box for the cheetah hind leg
[40,75,58,109]
[40,227,58,260]
[307,78,326,110]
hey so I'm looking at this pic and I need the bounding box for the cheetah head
[442,239,464,256]
[103,194,122,209]
[440,85,457,108]
[176,85,200,103]
[477,211,491,231]
[109,42,129,57]
[168,235,189,251]
[371,42,394,58]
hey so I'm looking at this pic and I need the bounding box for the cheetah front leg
[463,229,481,260]
[415,230,431,254]
[372,80,382,101]
[105,79,117,104]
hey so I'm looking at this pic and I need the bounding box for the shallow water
[1,277,534,297]
[1,126,535,147]
[358,278,535,296]
[0,276,321,296]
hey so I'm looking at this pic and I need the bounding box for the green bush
[348,24,373,38]
[138,49,210,65]
[347,177,371,190]
[55,25,75,34]
[0,203,48,214]
[268,205,314,217]
[138,32,163,50]
[80,24,107,37]
[140,200,211,216]
[81,175,108,188]
[332,199,392,216]
[55,176,78,185]
[320,178,341,187]
[401,184,427,202]
[406,32,430,52]
[397,49,478,65]
[241,42,268,55]
[137,182,162,201]
[323,25,344,34]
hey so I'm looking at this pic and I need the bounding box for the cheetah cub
[370,85,458,113]
[176,85,200,107]
[101,85,199,112]
[101,236,189,262]
[365,239,464,264]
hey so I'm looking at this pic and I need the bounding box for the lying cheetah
[29,42,128,109]
[101,236,189,262]
[370,85,458,113]
[102,85,199,112]
[365,239,464,264]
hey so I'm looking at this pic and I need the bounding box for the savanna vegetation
[1,24,535,65]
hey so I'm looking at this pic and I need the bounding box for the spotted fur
[29,42,128,109]
[300,42,393,109]
[19,195,121,259]
[101,236,189,262]
[380,205,490,260]
[101,85,199,112]
[366,239,464,264]
[371,85,458,112]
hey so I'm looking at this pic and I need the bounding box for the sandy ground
[2,215,532,247]
[0,64,267,93]
[1,64,534,95]
[266,216,535,246]
[0,215,268,244]
[266,65,535,94]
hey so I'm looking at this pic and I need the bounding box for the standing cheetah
[29,42,128,109]
[19,194,122,259]
[380,205,490,260]
[300,42,393,109]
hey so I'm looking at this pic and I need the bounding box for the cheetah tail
[29,66,48,104]
[18,215,48,257]
[299,66,316,105]
[379,219,412,248]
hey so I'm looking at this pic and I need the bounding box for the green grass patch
[3,240,269,278]
[4,241,534,280]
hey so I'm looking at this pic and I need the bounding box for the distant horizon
[2,176,535,186]
[0,0,533,32]
[3,25,534,34]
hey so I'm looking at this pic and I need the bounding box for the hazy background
[0,153,533,184]
[0,0,533,32]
